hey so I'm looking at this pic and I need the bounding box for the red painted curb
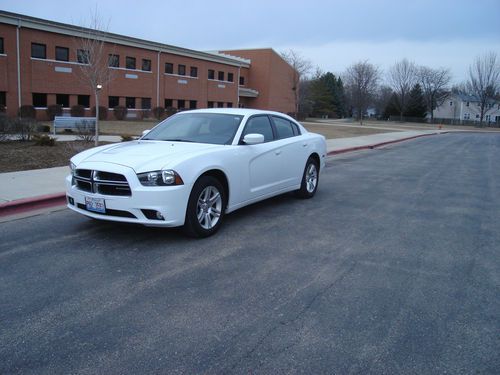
[0,192,67,218]
[327,132,444,156]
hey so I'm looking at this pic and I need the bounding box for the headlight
[137,169,184,186]
[70,162,76,176]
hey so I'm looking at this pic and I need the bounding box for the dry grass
[0,141,109,173]
[301,123,401,139]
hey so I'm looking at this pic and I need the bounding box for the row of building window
[27,92,233,110]
[451,101,500,110]
[12,40,248,84]
[0,37,4,54]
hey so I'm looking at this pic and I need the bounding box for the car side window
[242,116,274,142]
[272,116,295,139]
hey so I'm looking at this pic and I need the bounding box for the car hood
[72,140,222,172]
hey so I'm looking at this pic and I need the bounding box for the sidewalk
[0,129,447,217]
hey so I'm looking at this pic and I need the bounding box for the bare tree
[388,59,418,121]
[75,9,115,146]
[418,66,452,122]
[343,61,380,124]
[280,49,312,116]
[467,52,500,127]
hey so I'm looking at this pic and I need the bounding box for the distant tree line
[281,50,499,126]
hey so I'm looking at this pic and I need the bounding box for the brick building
[0,11,296,120]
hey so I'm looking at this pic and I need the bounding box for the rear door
[270,116,309,187]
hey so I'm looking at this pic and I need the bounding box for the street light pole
[95,84,102,147]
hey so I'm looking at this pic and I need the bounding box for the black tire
[183,176,226,238]
[296,157,319,199]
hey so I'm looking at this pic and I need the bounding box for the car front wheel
[296,157,319,199]
[184,176,225,238]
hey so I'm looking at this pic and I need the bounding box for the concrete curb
[0,192,67,217]
[327,132,445,156]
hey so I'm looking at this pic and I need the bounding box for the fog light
[156,211,164,220]
[67,196,74,205]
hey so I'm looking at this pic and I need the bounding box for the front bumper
[65,164,192,227]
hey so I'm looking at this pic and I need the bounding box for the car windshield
[142,113,244,145]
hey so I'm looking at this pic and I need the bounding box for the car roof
[178,108,295,119]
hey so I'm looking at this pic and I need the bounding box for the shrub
[121,134,134,142]
[36,124,50,133]
[152,106,165,120]
[0,113,12,141]
[46,104,63,121]
[76,120,95,143]
[142,109,151,119]
[33,134,55,146]
[113,105,128,121]
[12,117,36,141]
[18,105,36,119]
[165,107,177,118]
[91,106,108,120]
[70,105,85,117]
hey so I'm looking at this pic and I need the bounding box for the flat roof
[0,10,250,68]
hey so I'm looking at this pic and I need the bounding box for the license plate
[85,196,106,213]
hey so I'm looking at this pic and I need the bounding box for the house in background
[432,92,500,125]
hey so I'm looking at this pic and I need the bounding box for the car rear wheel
[296,157,319,199]
[184,176,225,238]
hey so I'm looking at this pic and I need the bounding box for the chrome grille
[73,169,131,196]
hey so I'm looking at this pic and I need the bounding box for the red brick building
[0,11,297,120]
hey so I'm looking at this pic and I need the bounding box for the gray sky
[1,0,499,83]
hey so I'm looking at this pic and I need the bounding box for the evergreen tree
[405,83,427,118]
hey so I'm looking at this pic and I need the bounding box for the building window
[227,102,233,108]
[77,49,90,64]
[239,76,245,85]
[126,97,136,109]
[466,101,469,107]
[108,96,119,108]
[32,93,47,107]
[207,101,214,108]
[177,99,185,109]
[31,43,46,59]
[227,73,234,82]
[126,57,136,70]
[165,99,173,108]
[0,37,4,54]
[165,63,173,74]
[178,64,186,76]
[56,94,69,108]
[78,95,90,108]
[476,114,479,118]
[189,100,197,109]
[141,98,151,109]
[217,101,224,108]
[218,71,224,81]
[486,114,491,122]
[208,69,215,80]
[108,54,119,67]
[190,66,198,77]
[0,91,6,107]
[55,46,69,61]
[142,59,151,71]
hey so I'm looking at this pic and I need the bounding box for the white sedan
[66,109,327,237]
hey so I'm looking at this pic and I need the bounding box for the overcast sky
[1,0,499,83]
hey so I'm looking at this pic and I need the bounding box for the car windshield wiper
[162,138,196,143]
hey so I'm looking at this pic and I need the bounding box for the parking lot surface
[1,133,499,374]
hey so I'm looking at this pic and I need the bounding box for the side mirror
[142,129,150,137]
[243,133,265,145]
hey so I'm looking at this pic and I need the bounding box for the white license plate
[85,196,106,213]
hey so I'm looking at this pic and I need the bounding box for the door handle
[275,150,282,155]
[302,143,308,147]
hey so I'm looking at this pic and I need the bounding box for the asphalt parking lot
[1,133,499,374]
